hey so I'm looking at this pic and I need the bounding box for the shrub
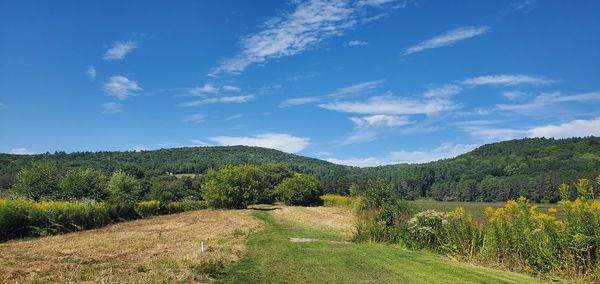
[12,161,61,201]
[320,194,353,207]
[202,165,266,209]
[107,170,141,204]
[60,167,109,200]
[275,174,322,206]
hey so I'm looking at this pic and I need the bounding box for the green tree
[275,174,322,206]
[12,161,61,201]
[107,170,141,204]
[202,165,266,209]
[60,167,108,200]
[257,163,293,203]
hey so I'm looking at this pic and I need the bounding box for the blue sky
[1,0,599,166]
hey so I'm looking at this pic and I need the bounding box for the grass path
[221,206,541,284]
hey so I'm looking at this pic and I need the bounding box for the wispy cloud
[129,145,148,152]
[188,83,219,96]
[509,0,535,12]
[422,84,462,98]
[102,102,123,114]
[319,94,459,115]
[103,41,138,60]
[103,76,142,100]
[345,114,412,143]
[502,90,529,100]
[86,66,96,80]
[497,91,600,112]
[9,148,39,155]
[327,142,478,167]
[223,85,241,92]
[212,0,401,75]
[209,133,310,153]
[0,102,4,110]
[177,95,254,107]
[404,26,489,55]
[348,40,368,46]
[227,114,244,120]
[280,80,383,107]
[182,113,205,123]
[462,74,553,86]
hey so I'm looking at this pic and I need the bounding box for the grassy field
[411,200,558,219]
[221,205,540,283]
[0,209,263,283]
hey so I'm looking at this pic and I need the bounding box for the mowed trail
[0,209,263,283]
[222,206,542,284]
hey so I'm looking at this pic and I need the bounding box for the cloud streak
[280,80,383,107]
[212,0,401,75]
[177,95,254,107]
[103,41,138,60]
[462,74,553,86]
[103,76,142,100]
[319,95,459,115]
[404,26,489,55]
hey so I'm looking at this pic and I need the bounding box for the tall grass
[0,199,206,242]
[351,177,600,281]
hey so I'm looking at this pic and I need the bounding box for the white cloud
[327,143,478,167]
[422,84,462,98]
[502,90,529,100]
[462,74,553,86]
[9,148,39,155]
[189,83,219,96]
[404,26,489,55]
[103,76,142,100]
[528,117,600,139]
[350,114,411,127]
[509,0,535,11]
[102,102,123,114]
[209,133,310,153]
[190,139,211,146]
[212,0,398,75]
[497,91,600,112]
[227,114,244,120]
[0,102,4,110]
[177,95,254,107]
[464,126,527,142]
[182,113,205,123]
[357,0,398,7]
[280,79,383,107]
[319,95,459,115]
[103,41,138,60]
[348,40,368,46]
[86,66,96,80]
[223,85,241,92]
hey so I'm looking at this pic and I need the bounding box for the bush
[275,174,322,206]
[202,165,266,209]
[60,167,109,200]
[107,170,141,204]
[12,161,61,201]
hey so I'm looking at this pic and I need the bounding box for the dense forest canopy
[1,137,600,202]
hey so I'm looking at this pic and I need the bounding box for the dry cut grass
[0,209,263,283]
[271,205,356,238]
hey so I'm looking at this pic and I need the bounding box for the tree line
[1,137,599,202]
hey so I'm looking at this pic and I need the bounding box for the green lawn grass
[220,207,540,284]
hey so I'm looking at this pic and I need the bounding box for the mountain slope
[2,137,600,201]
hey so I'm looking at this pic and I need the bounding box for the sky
[1,0,599,166]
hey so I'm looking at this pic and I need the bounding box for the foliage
[202,165,266,209]
[60,167,108,200]
[355,176,600,281]
[107,170,141,204]
[12,161,61,201]
[275,174,322,206]
[0,198,206,242]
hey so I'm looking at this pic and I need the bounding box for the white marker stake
[201,241,204,253]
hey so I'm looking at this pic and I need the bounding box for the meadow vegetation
[352,176,600,281]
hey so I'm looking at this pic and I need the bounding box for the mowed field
[0,209,263,283]
[0,205,541,283]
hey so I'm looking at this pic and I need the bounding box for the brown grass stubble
[0,209,264,283]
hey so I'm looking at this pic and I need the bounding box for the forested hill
[2,137,600,202]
